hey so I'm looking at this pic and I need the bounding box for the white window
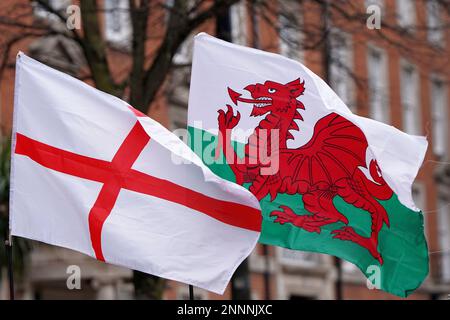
[277,247,322,268]
[396,0,416,29]
[342,261,359,273]
[173,35,194,65]
[430,78,448,157]
[400,62,421,135]
[329,30,355,111]
[33,0,70,21]
[437,196,450,282]
[279,2,303,61]
[427,0,444,45]
[230,1,247,45]
[365,0,385,15]
[104,0,131,47]
[367,46,389,123]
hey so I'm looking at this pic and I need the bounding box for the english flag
[9,52,261,294]
[188,33,429,297]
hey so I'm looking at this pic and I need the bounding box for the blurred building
[0,0,449,300]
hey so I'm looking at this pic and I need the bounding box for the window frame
[399,60,421,135]
[230,0,248,46]
[367,44,390,124]
[429,75,448,158]
[426,0,445,46]
[396,0,417,31]
[104,0,132,48]
[329,28,356,112]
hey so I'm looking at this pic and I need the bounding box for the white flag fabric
[10,53,261,294]
[187,33,429,297]
[188,33,427,212]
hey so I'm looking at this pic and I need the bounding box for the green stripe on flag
[188,126,429,298]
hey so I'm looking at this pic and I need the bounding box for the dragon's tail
[365,160,394,201]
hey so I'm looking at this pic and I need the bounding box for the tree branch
[141,0,241,111]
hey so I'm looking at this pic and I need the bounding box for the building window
[437,196,450,282]
[277,247,322,268]
[367,46,389,124]
[173,35,194,66]
[104,0,131,47]
[400,63,421,135]
[278,2,303,61]
[430,78,447,157]
[365,0,385,15]
[33,0,70,21]
[230,1,248,45]
[329,29,355,111]
[427,0,444,45]
[342,260,358,273]
[396,0,416,30]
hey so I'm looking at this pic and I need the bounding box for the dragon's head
[228,78,306,118]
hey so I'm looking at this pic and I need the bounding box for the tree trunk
[129,0,148,111]
[127,0,167,300]
[79,0,121,96]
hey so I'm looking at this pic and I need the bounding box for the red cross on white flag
[9,53,261,294]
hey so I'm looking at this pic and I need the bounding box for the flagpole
[188,285,194,300]
[321,0,343,301]
[5,228,14,300]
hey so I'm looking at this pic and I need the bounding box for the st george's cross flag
[9,52,262,294]
[187,33,429,297]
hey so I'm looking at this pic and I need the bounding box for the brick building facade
[0,0,449,299]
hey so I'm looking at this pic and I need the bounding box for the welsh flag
[187,33,429,297]
[10,52,262,294]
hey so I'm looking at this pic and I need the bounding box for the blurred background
[0,0,449,300]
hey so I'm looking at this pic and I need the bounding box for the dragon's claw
[331,226,383,265]
[270,205,296,220]
[331,226,358,241]
[271,206,322,233]
[225,105,233,123]
[218,105,241,131]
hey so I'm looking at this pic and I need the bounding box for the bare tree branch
[141,0,241,110]
[79,0,122,96]
[129,0,150,109]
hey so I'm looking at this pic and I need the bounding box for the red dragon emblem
[216,78,394,264]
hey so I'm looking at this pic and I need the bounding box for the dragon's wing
[281,113,368,186]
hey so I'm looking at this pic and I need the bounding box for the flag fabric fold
[10,52,261,294]
[187,33,429,297]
